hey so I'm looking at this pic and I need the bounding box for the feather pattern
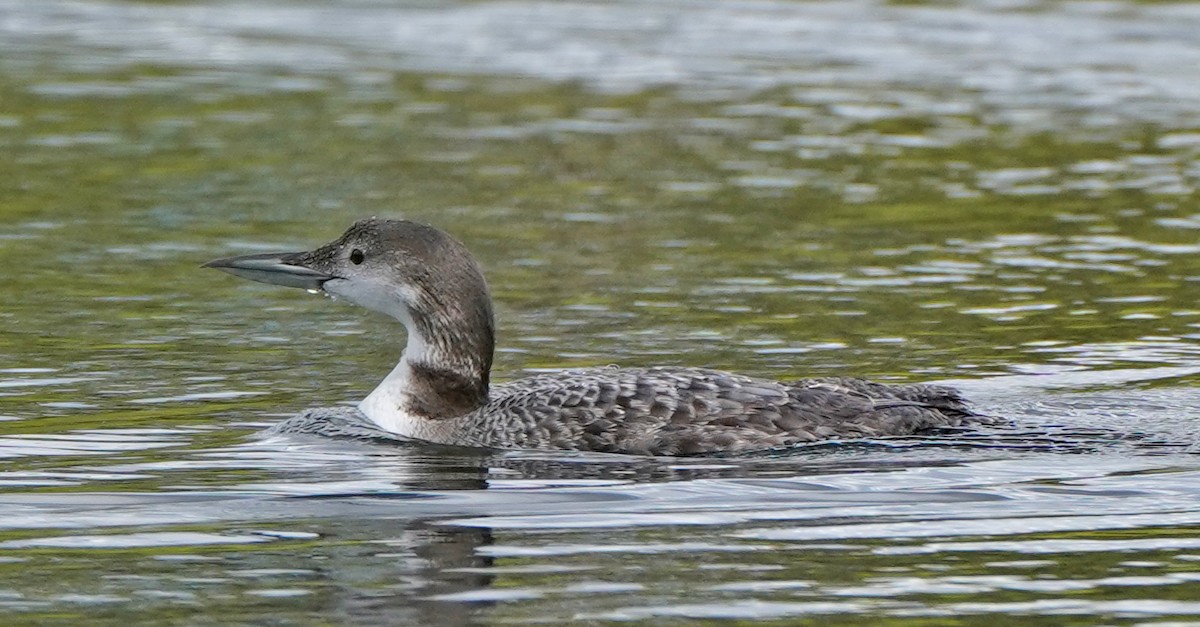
[444,367,980,455]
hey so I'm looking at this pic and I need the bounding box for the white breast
[357,359,447,441]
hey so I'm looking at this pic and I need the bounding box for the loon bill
[204,218,987,456]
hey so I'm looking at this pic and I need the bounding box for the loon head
[205,218,496,413]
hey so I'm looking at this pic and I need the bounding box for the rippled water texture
[3,0,1200,623]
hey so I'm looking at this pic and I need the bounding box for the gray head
[205,218,495,412]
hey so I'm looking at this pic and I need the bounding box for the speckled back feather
[455,367,979,455]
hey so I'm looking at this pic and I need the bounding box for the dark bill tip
[203,251,332,290]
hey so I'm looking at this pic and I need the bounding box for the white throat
[326,275,484,441]
[337,280,436,438]
[358,351,427,438]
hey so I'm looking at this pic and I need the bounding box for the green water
[2,0,1200,624]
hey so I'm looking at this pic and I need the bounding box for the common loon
[205,218,985,456]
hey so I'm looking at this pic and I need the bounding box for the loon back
[453,368,979,456]
[206,218,988,456]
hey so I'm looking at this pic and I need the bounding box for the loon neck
[359,293,495,429]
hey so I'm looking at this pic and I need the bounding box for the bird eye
[350,249,365,265]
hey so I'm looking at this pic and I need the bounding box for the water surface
[2,0,1200,623]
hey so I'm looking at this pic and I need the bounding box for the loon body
[205,218,983,456]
